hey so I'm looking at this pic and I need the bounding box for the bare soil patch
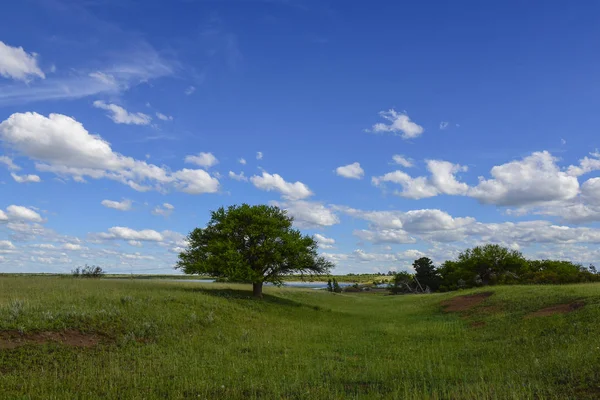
[0,329,101,349]
[441,292,493,312]
[525,301,585,318]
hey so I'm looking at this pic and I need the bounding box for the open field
[1,277,600,399]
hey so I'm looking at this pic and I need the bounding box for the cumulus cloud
[93,101,152,125]
[101,199,132,211]
[391,155,413,168]
[251,172,313,200]
[0,112,220,194]
[469,151,579,206]
[337,204,600,249]
[0,41,45,81]
[228,171,248,181]
[335,162,364,179]
[152,203,174,217]
[94,227,164,242]
[354,229,416,244]
[155,112,173,121]
[184,152,218,168]
[239,158,247,165]
[368,109,424,139]
[62,243,83,251]
[11,173,41,183]
[4,205,44,223]
[256,152,263,160]
[0,240,15,250]
[439,121,449,130]
[567,151,600,177]
[273,200,339,228]
[373,160,468,199]
[0,156,20,171]
[314,233,335,249]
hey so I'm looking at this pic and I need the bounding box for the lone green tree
[177,204,333,298]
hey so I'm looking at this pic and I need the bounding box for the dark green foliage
[71,265,104,278]
[332,278,342,293]
[177,204,333,297]
[524,260,598,284]
[437,244,600,291]
[326,279,333,292]
[389,271,416,294]
[413,257,440,292]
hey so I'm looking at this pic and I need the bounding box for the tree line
[176,204,599,298]
[389,244,599,294]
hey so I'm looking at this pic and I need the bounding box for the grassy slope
[1,277,599,399]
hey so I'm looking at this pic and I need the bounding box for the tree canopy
[177,204,333,297]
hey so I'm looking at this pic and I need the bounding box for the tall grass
[0,277,599,399]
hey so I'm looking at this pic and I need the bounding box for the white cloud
[469,151,579,206]
[256,151,263,160]
[238,158,247,165]
[101,199,132,211]
[273,200,339,228]
[5,205,44,223]
[93,101,152,125]
[0,112,220,195]
[128,240,143,247]
[0,41,45,82]
[439,121,449,130]
[89,72,117,87]
[62,243,83,251]
[250,172,313,200]
[11,173,41,183]
[185,86,196,95]
[567,151,600,177]
[122,252,155,260]
[152,203,174,217]
[335,162,364,179]
[95,227,164,242]
[372,160,468,199]
[228,171,248,181]
[314,233,335,248]
[0,240,15,250]
[0,43,173,106]
[391,155,413,168]
[368,109,424,139]
[184,152,218,168]
[0,156,20,171]
[170,169,220,194]
[156,112,173,121]
[354,229,416,244]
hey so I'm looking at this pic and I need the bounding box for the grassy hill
[1,277,599,399]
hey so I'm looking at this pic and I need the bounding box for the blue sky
[2,0,600,274]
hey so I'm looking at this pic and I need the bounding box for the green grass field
[1,277,599,399]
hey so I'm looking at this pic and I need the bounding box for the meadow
[1,276,599,399]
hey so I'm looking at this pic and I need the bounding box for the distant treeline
[389,244,599,294]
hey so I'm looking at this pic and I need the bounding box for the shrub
[72,264,105,278]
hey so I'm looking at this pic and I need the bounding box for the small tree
[332,278,342,293]
[177,204,333,298]
[326,279,333,292]
[413,257,441,292]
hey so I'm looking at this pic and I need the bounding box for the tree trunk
[253,282,263,298]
